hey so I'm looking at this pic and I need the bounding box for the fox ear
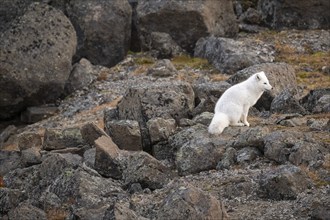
[256,73,261,81]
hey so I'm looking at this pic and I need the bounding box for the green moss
[172,55,212,70]
[134,57,155,65]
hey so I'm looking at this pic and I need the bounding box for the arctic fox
[208,71,272,134]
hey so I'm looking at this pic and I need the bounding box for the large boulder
[194,36,275,74]
[117,79,194,152]
[258,0,330,29]
[136,0,238,53]
[66,0,132,67]
[300,88,330,114]
[0,2,77,119]
[227,62,298,110]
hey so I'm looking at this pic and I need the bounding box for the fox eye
[264,83,267,84]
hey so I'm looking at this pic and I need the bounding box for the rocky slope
[0,1,330,220]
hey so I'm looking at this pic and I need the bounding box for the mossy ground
[256,31,330,95]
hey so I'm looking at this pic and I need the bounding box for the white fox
[208,71,273,134]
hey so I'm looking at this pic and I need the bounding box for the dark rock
[310,204,330,220]
[152,141,175,163]
[216,147,237,170]
[117,80,194,152]
[192,81,231,116]
[21,147,42,166]
[39,153,82,185]
[49,168,124,209]
[238,23,268,33]
[148,32,184,59]
[239,7,262,24]
[65,58,96,94]
[157,184,227,220]
[123,151,171,190]
[147,118,176,144]
[173,125,226,175]
[192,112,214,126]
[104,108,119,124]
[258,0,330,29]
[43,127,84,151]
[270,89,306,114]
[258,165,313,200]
[81,122,109,146]
[104,202,148,220]
[8,202,47,220]
[194,36,274,74]
[0,188,25,214]
[263,130,301,163]
[94,135,122,179]
[0,2,77,119]
[307,118,330,131]
[106,120,143,151]
[0,151,21,176]
[128,183,143,194]
[301,88,330,114]
[83,148,96,169]
[236,147,261,164]
[147,59,177,78]
[275,114,306,127]
[66,0,132,67]
[20,106,58,123]
[0,125,17,147]
[227,62,297,110]
[289,142,328,167]
[227,126,270,150]
[136,0,238,54]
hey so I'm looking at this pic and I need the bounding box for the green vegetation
[171,55,212,70]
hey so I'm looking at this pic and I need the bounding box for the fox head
[255,71,272,91]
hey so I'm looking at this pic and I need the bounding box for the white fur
[208,71,272,134]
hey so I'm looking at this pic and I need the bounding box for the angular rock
[81,122,109,146]
[236,147,261,164]
[0,188,25,214]
[136,0,238,53]
[0,2,77,119]
[192,112,214,126]
[227,126,270,150]
[192,81,231,115]
[227,62,297,110]
[270,89,306,114]
[263,130,301,163]
[65,58,96,94]
[104,202,148,220]
[152,141,176,163]
[17,132,43,151]
[8,202,47,220]
[147,59,177,78]
[123,151,171,190]
[148,32,184,59]
[157,184,227,220]
[66,0,132,67]
[258,0,330,29]
[21,147,42,166]
[194,36,274,74]
[20,106,58,123]
[0,150,21,176]
[94,135,122,179]
[300,88,330,114]
[258,165,312,200]
[39,153,82,185]
[216,147,237,170]
[49,168,124,209]
[106,120,143,151]
[117,80,194,152]
[0,125,17,147]
[83,148,96,169]
[307,118,330,131]
[147,118,176,144]
[173,125,226,175]
[289,142,328,167]
[239,7,262,24]
[43,127,84,151]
